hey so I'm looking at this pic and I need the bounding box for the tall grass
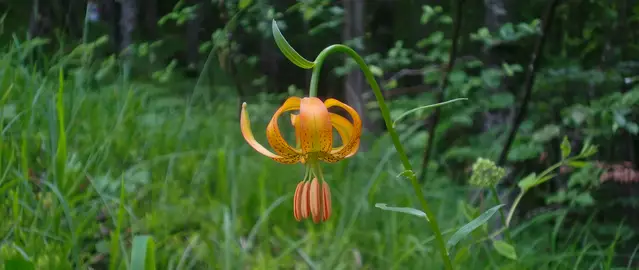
[0,34,633,270]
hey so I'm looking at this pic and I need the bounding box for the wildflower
[241,96,362,223]
[469,158,506,187]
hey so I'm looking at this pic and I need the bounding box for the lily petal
[240,102,301,164]
[290,113,301,149]
[298,97,333,154]
[324,99,362,159]
[266,97,302,157]
[329,112,354,150]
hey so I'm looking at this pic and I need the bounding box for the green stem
[308,44,453,270]
[505,190,525,227]
[490,186,512,242]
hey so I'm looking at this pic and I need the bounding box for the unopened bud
[469,158,505,187]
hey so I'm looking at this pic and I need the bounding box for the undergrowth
[0,35,635,270]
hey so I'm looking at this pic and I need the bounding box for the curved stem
[490,186,512,242]
[309,44,453,270]
[505,191,525,227]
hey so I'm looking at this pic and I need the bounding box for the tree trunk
[141,0,158,41]
[342,0,375,149]
[186,0,207,72]
[28,0,52,39]
[119,0,137,79]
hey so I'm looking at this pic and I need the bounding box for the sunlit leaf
[517,173,537,191]
[238,0,253,10]
[131,235,156,270]
[375,203,428,221]
[560,136,571,159]
[493,240,518,260]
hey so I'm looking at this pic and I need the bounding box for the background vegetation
[1,0,639,269]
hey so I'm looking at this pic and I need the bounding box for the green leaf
[517,173,537,191]
[4,258,34,270]
[131,235,156,270]
[238,0,253,10]
[532,124,560,143]
[573,193,595,206]
[493,240,518,260]
[446,204,505,249]
[487,92,514,109]
[560,136,571,159]
[535,173,556,187]
[375,203,428,221]
[568,161,589,168]
[392,98,468,127]
[626,122,639,134]
[453,246,471,265]
[271,20,315,69]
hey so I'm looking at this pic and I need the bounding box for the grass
[0,37,635,270]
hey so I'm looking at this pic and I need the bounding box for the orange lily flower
[240,96,362,223]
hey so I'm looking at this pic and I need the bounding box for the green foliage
[0,0,638,269]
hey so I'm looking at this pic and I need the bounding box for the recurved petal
[328,113,359,158]
[267,97,302,157]
[298,97,333,154]
[241,102,301,164]
[324,99,362,159]
[290,113,301,150]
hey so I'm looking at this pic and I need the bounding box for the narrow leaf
[453,246,471,265]
[131,235,156,270]
[493,240,518,260]
[271,20,315,69]
[567,161,589,168]
[392,98,468,127]
[517,173,537,191]
[446,204,505,249]
[238,0,253,10]
[560,136,571,159]
[375,203,428,221]
[535,173,556,187]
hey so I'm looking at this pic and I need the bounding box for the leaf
[4,258,34,270]
[626,122,639,134]
[271,20,315,69]
[535,173,556,187]
[493,240,518,260]
[487,92,514,109]
[130,235,156,270]
[238,0,253,10]
[446,204,505,249]
[375,203,428,221]
[392,98,468,127]
[567,161,589,168]
[573,193,595,206]
[532,125,560,143]
[560,136,571,159]
[453,246,471,265]
[517,173,537,191]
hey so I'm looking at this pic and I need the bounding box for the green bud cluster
[469,158,506,187]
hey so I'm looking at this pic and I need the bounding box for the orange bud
[293,178,332,223]
[293,181,305,221]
